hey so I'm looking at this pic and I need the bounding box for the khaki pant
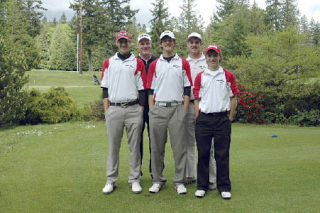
[105,104,143,184]
[185,102,217,184]
[149,104,187,184]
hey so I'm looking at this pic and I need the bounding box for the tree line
[1,0,319,126]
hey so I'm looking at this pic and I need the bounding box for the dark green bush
[288,109,320,126]
[24,87,81,124]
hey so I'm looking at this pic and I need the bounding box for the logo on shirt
[173,65,180,68]
[216,79,225,83]
[199,65,206,69]
[125,64,135,69]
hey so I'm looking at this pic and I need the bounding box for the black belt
[200,111,228,117]
[110,100,138,108]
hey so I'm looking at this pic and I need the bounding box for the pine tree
[49,23,76,71]
[60,12,67,23]
[310,19,320,46]
[3,0,39,69]
[149,0,171,56]
[70,0,137,70]
[21,0,46,37]
[299,15,309,33]
[265,0,282,31]
[215,0,239,21]
[174,0,204,57]
[280,0,299,29]
[0,0,29,125]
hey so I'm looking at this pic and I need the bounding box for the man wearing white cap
[147,30,192,194]
[193,44,238,199]
[185,32,217,190]
[101,31,147,195]
[137,33,157,176]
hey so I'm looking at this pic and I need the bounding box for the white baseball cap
[160,30,175,40]
[188,32,202,41]
[138,33,152,43]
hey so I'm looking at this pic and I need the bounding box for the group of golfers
[100,30,239,199]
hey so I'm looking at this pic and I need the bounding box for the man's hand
[103,98,110,113]
[229,96,237,122]
[148,95,154,110]
[194,99,200,118]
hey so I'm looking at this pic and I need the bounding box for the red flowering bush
[235,84,264,123]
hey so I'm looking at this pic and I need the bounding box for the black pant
[140,104,152,173]
[195,112,231,192]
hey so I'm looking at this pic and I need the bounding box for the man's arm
[194,99,200,118]
[229,96,237,121]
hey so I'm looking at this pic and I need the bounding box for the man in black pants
[193,44,239,199]
[137,33,157,176]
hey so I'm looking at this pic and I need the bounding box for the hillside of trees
[1,0,319,126]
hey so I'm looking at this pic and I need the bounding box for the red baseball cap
[116,31,131,41]
[206,44,221,54]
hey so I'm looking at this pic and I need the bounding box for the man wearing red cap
[193,44,239,199]
[101,31,147,194]
[185,32,217,190]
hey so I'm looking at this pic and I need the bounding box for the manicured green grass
[1,122,319,213]
[25,70,102,106]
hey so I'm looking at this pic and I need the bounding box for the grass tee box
[0,122,319,213]
[25,70,102,106]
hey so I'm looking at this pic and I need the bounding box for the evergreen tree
[0,0,29,125]
[35,21,53,69]
[49,23,76,71]
[174,0,204,57]
[280,0,299,29]
[100,0,137,53]
[3,0,39,70]
[299,15,309,33]
[0,39,28,125]
[70,0,137,70]
[177,0,203,34]
[149,0,171,56]
[265,0,299,31]
[310,19,320,46]
[21,0,46,37]
[215,0,239,21]
[205,4,266,61]
[265,0,282,31]
[60,12,67,23]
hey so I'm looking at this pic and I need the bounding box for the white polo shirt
[100,53,147,103]
[147,54,192,102]
[187,53,207,100]
[193,67,239,113]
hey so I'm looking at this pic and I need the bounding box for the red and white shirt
[147,54,192,102]
[187,53,207,100]
[193,67,239,113]
[101,53,147,103]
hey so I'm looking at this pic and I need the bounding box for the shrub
[288,110,320,126]
[24,87,81,124]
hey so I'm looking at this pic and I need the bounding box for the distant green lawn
[25,70,102,106]
[1,122,319,213]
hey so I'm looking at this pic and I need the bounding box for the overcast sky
[42,0,320,27]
